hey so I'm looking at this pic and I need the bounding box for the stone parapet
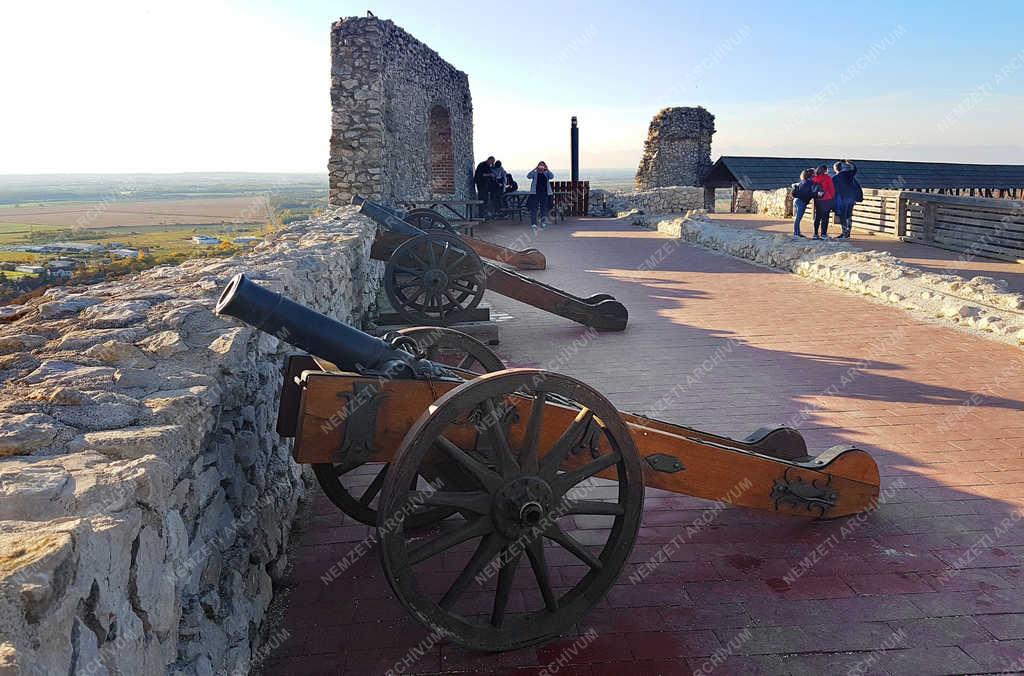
[0,207,381,675]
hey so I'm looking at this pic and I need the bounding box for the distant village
[1,235,261,280]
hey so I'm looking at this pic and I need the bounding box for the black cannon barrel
[215,273,416,377]
[351,194,425,238]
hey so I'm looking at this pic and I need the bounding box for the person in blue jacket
[831,159,863,239]
[790,168,822,237]
[526,161,554,229]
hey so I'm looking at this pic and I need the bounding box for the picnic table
[499,191,569,224]
[395,198,483,223]
[502,191,530,222]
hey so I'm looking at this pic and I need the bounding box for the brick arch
[428,105,455,195]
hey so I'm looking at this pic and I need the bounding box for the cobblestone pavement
[262,217,1024,675]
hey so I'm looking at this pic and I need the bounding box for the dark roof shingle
[703,156,1024,190]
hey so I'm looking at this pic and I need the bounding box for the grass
[0,222,268,257]
[0,223,64,245]
[0,270,38,280]
[0,251,42,263]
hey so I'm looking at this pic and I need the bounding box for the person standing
[790,168,822,238]
[491,160,508,216]
[474,156,495,219]
[831,159,861,239]
[526,161,554,230]
[811,164,835,240]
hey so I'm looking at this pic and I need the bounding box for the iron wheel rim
[377,368,644,651]
[312,329,503,527]
[385,233,486,325]
[405,208,456,233]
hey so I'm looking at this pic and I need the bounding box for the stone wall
[328,16,474,206]
[0,208,381,675]
[752,188,793,218]
[635,107,715,190]
[589,186,705,217]
[733,190,754,214]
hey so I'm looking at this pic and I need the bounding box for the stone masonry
[635,107,715,190]
[328,16,474,206]
[0,208,381,675]
[588,186,705,217]
[752,187,793,218]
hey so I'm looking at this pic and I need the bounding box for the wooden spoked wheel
[384,233,486,326]
[311,329,502,527]
[395,326,504,376]
[404,208,457,234]
[377,369,644,651]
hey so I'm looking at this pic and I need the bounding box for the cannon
[357,197,547,271]
[216,274,881,652]
[355,196,629,331]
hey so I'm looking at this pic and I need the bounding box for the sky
[2,0,1024,174]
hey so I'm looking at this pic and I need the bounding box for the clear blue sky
[3,0,1023,173]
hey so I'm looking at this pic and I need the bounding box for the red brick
[976,613,1024,640]
[265,216,1024,673]
[959,640,1024,672]
[624,630,722,659]
[843,572,935,595]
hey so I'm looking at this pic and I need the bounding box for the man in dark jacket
[474,156,495,219]
[832,159,862,239]
[790,168,821,237]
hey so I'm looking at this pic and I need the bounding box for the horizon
[3,1,1024,173]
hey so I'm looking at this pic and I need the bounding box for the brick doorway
[428,105,455,195]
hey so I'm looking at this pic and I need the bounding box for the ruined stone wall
[0,208,382,675]
[588,186,705,217]
[733,190,754,213]
[635,107,715,190]
[752,188,794,218]
[328,16,474,206]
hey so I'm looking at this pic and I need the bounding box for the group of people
[474,156,555,229]
[790,160,864,240]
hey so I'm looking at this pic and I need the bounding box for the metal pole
[570,116,580,185]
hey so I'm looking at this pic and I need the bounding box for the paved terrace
[262,216,1024,675]
[708,212,1024,295]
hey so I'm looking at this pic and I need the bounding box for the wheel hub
[492,476,553,539]
[422,269,448,289]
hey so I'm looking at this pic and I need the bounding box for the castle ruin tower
[635,107,715,189]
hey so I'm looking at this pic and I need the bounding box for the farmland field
[0,174,329,303]
[0,195,272,229]
[0,221,268,257]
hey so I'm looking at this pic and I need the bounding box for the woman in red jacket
[811,165,835,240]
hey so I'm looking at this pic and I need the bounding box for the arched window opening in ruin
[428,106,455,195]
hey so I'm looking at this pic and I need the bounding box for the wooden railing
[849,190,1024,262]
[901,192,1024,262]
[551,181,589,217]
[849,189,901,235]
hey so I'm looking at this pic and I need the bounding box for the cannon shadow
[258,216,1024,675]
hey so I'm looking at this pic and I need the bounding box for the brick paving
[261,216,1024,675]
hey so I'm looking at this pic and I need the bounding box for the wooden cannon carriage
[355,196,629,331]
[216,274,881,651]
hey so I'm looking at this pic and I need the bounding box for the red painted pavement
[260,217,1024,675]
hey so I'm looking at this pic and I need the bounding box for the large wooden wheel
[384,232,486,326]
[312,328,503,527]
[377,369,644,651]
[404,208,457,234]
[394,326,504,375]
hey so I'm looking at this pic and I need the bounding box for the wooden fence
[849,190,1024,263]
[551,181,590,217]
[850,189,901,236]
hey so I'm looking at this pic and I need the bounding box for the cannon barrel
[215,273,418,377]
[351,194,425,238]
